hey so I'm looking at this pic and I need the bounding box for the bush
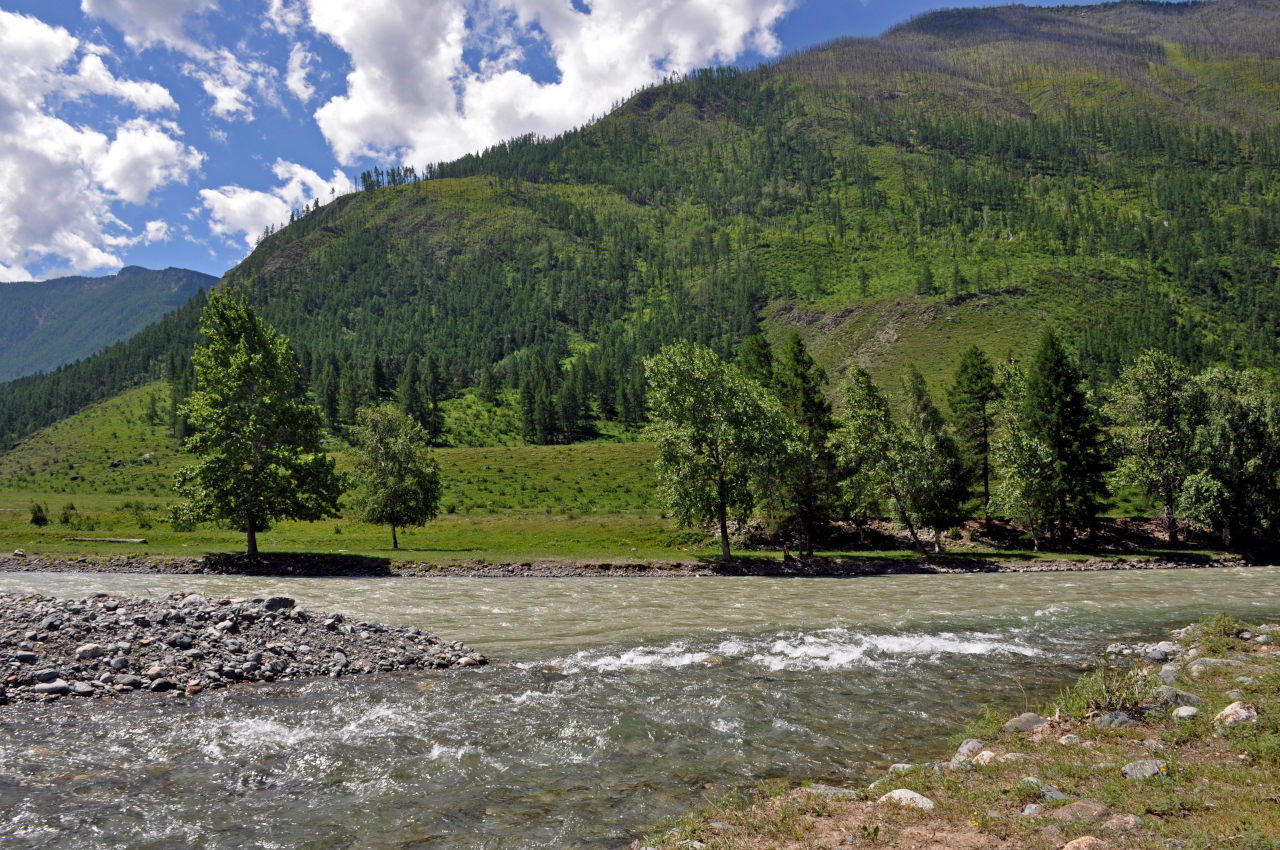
[28,502,49,527]
[1053,663,1154,719]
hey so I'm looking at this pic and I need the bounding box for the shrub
[28,502,49,527]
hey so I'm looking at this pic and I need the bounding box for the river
[1,567,1277,848]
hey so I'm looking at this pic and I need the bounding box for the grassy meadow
[0,382,706,562]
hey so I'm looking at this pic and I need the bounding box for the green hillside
[1,0,1278,449]
[0,266,214,382]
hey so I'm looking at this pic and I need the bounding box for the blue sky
[0,0,1110,282]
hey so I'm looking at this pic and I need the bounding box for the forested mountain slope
[0,267,213,383]
[1,0,1278,448]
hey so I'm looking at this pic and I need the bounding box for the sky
[0,0,1112,282]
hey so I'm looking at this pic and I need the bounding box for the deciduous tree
[645,340,785,562]
[350,403,442,549]
[174,290,343,555]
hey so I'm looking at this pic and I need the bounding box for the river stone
[877,789,935,810]
[1021,804,1042,816]
[1172,706,1199,721]
[74,643,107,660]
[1158,663,1182,684]
[148,678,175,693]
[1004,712,1046,733]
[1094,711,1139,729]
[263,596,295,612]
[69,681,95,697]
[1061,838,1108,850]
[32,668,60,683]
[144,665,167,679]
[115,675,143,688]
[1051,800,1111,823]
[1214,701,1258,727]
[1103,813,1143,832]
[1121,759,1167,780]
[14,651,38,664]
[951,738,985,763]
[1019,777,1069,802]
[1152,686,1206,708]
[972,750,997,766]
[1225,688,1245,700]
[31,679,70,696]
[1258,635,1274,645]
[180,595,207,608]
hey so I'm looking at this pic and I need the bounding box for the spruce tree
[947,345,1001,528]
[1020,329,1108,543]
[773,333,835,556]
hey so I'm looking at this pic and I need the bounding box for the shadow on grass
[198,552,394,577]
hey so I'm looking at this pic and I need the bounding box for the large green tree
[174,290,343,555]
[833,366,966,553]
[1178,368,1280,547]
[947,344,1001,528]
[1104,350,1203,543]
[772,333,836,556]
[1019,329,1108,543]
[645,340,785,562]
[350,403,442,549]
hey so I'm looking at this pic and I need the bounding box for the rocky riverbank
[0,550,1255,578]
[0,591,487,705]
[639,618,1280,849]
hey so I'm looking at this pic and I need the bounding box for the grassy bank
[639,616,1280,849]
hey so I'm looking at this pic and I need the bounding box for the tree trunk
[981,411,991,532]
[247,515,258,556]
[1162,503,1178,545]
[391,524,399,550]
[718,504,731,562]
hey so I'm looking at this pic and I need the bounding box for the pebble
[1051,800,1111,823]
[1172,706,1199,721]
[951,738,985,764]
[1018,777,1069,802]
[1214,701,1258,728]
[1151,686,1206,708]
[1003,712,1045,733]
[0,592,487,704]
[877,789,935,810]
[1121,759,1167,780]
[1094,711,1140,729]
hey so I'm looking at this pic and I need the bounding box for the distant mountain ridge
[1,0,1278,448]
[0,267,215,382]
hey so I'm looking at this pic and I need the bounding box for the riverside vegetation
[637,615,1280,849]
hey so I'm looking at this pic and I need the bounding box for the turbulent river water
[2,567,1278,848]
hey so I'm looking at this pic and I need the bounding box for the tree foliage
[1105,350,1202,543]
[350,403,442,549]
[645,340,785,562]
[173,290,343,555]
[771,333,836,555]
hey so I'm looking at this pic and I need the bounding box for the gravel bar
[0,591,487,706]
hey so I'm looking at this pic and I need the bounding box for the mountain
[1,0,1278,448]
[0,266,215,382]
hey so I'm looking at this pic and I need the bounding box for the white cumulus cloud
[80,0,218,51]
[286,42,316,102]
[307,0,795,166]
[200,159,354,250]
[0,10,202,278]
